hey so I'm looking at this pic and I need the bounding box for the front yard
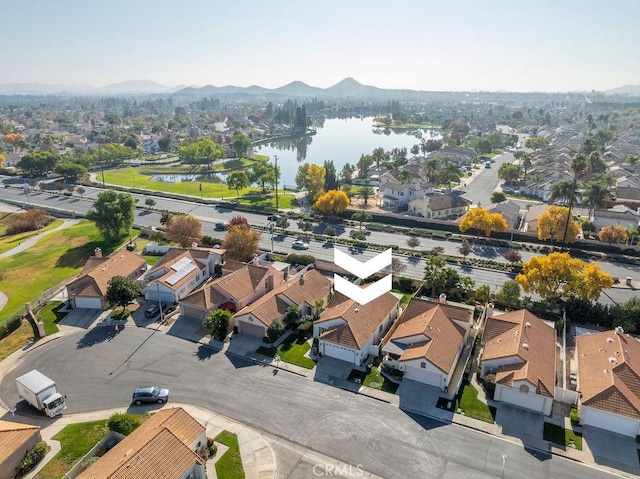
[347,367,399,394]
[214,430,245,479]
[37,301,68,335]
[457,380,496,423]
[543,422,583,451]
[256,333,315,369]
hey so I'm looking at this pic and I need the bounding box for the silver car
[132,386,169,405]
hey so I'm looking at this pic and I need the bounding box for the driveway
[397,379,444,416]
[583,426,640,475]
[494,403,545,443]
[57,308,103,330]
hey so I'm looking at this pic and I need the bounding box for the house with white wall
[313,291,400,366]
[481,309,556,415]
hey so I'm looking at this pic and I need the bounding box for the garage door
[322,342,356,363]
[181,304,206,320]
[584,407,640,437]
[74,296,103,309]
[498,386,546,413]
[403,367,443,388]
[238,320,265,338]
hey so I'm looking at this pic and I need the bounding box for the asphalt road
[0,329,610,479]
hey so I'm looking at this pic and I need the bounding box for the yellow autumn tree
[597,224,628,245]
[459,208,507,238]
[306,164,326,202]
[315,190,350,215]
[516,252,613,302]
[0,153,5,169]
[537,206,580,243]
[3,133,26,145]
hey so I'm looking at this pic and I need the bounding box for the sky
[4,0,640,92]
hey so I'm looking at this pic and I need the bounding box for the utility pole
[274,155,279,213]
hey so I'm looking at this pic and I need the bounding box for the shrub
[297,320,314,338]
[285,253,316,266]
[398,276,414,292]
[16,441,47,475]
[0,316,23,340]
[201,235,223,247]
[448,289,463,302]
[107,413,141,436]
[266,320,285,343]
[81,456,100,470]
[570,407,580,426]
[6,209,53,235]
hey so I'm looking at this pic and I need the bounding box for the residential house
[144,247,225,304]
[480,309,556,415]
[591,205,640,232]
[79,407,207,479]
[408,193,471,219]
[424,147,477,168]
[575,329,640,437]
[381,296,474,391]
[66,248,147,309]
[378,166,432,210]
[0,421,42,479]
[522,204,548,233]
[235,268,332,338]
[313,291,400,366]
[486,200,521,230]
[179,260,286,320]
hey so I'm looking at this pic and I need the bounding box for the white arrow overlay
[334,248,392,279]
[334,274,393,305]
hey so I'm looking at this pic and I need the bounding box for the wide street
[0,328,612,479]
[1,181,638,306]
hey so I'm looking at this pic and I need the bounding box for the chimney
[438,293,447,304]
[299,273,305,285]
[615,326,624,335]
[486,303,495,318]
[191,242,198,249]
[94,247,102,258]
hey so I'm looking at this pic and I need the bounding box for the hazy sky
[5,0,639,92]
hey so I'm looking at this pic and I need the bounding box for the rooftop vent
[523,342,529,349]
[608,357,617,364]
[615,326,624,335]
[354,308,359,313]
[606,337,614,343]
[525,322,531,328]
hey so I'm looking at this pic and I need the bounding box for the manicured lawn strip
[214,430,245,479]
[38,420,110,479]
[37,301,67,335]
[0,219,64,254]
[347,368,399,394]
[0,221,119,322]
[256,334,315,369]
[543,422,583,450]
[0,320,34,362]
[458,382,496,423]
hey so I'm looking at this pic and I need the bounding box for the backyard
[256,333,315,369]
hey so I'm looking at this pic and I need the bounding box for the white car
[292,239,309,250]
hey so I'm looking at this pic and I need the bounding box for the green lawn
[0,220,122,323]
[256,333,315,369]
[0,320,34,362]
[347,368,399,394]
[458,381,496,423]
[37,301,68,335]
[101,167,296,208]
[214,430,245,479]
[0,218,64,254]
[36,420,109,479]
[543,422,583,450]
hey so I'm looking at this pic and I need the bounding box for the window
[420,362,426,369]
[519,384,530,394]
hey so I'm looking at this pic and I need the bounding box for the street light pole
[501,455,507,479]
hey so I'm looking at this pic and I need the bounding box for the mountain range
[0,78,639,99]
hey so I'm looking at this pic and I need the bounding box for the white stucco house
[576,329,640,437]
[313,291,400,366]
[381,297,473,391]
[481,309,556,416]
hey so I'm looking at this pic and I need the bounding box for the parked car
[132,386,169,405]
[292,239,309,250]
[502,186,514,194]
[144,304,161,318]
[214,222,227,231]
[267,214,282,222]
[484,161,492,168]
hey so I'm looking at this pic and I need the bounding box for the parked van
[484,161,492,168]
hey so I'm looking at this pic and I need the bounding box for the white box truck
[15,370,66,417]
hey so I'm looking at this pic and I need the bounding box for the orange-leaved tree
[597,224,628,245]
[459,208,507,238]
[315,190,350,215]
[537,206,580,243]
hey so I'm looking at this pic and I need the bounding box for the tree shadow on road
[76,327,114,348]
[472,245,500,259]
[194,343,220,361]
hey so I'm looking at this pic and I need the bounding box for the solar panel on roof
[166,259,197,285]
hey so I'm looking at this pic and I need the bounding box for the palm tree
[439,160,461,190]
[358,185,375,207]
[371,147,386,171]
[549,179,577,205]
[582,181,610,217]
[397,170,412,185]
[422,159,439,184]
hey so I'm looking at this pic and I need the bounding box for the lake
[255,117,441,188]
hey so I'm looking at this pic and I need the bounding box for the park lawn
[0,218,64,254]
[543,422,583,450]
[347,368,399,394]
[0,221,120,322]
[0,320,34,362]
[37,301,68,335]
[214,430,245,479]
[458,382,496,423]
[37,420,110,479]
[257,333,315,369]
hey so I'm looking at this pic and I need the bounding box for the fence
[554,387,579,405]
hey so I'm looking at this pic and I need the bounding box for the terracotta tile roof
[180,283,226,310]
[68,249,146,297]
[78,407,204,479]
[387,298,469,373]
[483,310,556,397]
[234,269,331,326]
[0,421,40,464]
[577,331,640,419]
[213,264,271,301]
[317,292,399,349]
